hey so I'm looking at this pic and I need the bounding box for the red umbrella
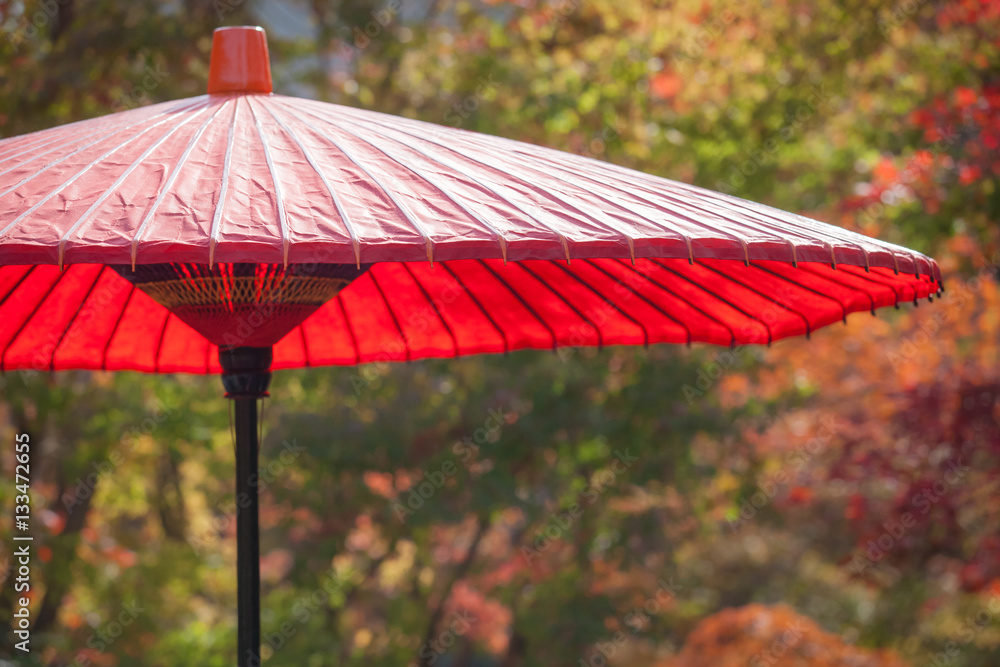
[0,26,939,666]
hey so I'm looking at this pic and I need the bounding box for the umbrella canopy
[0,28,939,375]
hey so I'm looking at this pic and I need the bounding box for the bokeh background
[0,0,998,665]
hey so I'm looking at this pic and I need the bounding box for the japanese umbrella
[0,26,939,666]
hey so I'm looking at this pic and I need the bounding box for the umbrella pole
[220,346,274,667]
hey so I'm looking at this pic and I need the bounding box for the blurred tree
[0,0,997,665]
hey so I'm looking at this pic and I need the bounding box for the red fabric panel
[0,266,65,371]
[336,272,410,363]
[0,259,940,374]
[53,269,135,370]
[272,322,308,369]
[406,262,507,356]
[440,260,556,352]
[156,315,214,374]
[2,264,104,371]
[368,263,459,359]
[296,298,359,367]
[517,260,649,347]
[101,289,171,372]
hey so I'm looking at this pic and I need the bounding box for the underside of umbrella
[1,256,937,373]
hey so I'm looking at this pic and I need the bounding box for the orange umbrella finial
[207,26,273,95]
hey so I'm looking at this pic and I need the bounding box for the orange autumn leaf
[363,470,396,498]
[872,157,899,184]
[663,604,912,667]
[650,72,682,99]
[63,611,84,630]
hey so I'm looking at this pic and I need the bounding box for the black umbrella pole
[220,346,273,667]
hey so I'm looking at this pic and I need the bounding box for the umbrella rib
[421,128,745,262]
[131,99,232,268]
[516,262,605,350]
[421,126,759,260]
[153,312,172,373]
[0,99,209,241]
[638,190,812,266]
[49,266,107,370]
[0,102,175,175]
[0,266,37,311]
[294,105,511,262]
[439,262,509,354]
[695,260,813,338]
[367,270,411,362]
[615,259,737,346]
[298,326,312,368]
[209,98,241,266]
[347,108,639,263]
[246,98,290,267]
[280,103,436,265]
[794,265,883,313]
[518,144,803,265]
[0,267,40,361]
[306,102,574,263]
[671,187,854,270]
[677,184,889,271]
[748,262,849,323]
[400,263,459,356]
[549,262,649,347]
[324,108,635,263]
[476,260,557,350]
[58,105,214,267]
[487,136,875,268]
[606,172,831,264]
[1,268,70,372]
[583,259,692,346]
[534,143,885,270]
[651,258,774,345]
[672,180,934,276]
[837,265,918,304]
[102,284,137,371]
[0,128,109,176]
[457,152,664,263]
[0,131,66,164]
[493,140,753,262]
[260,101,362,267]
[335,296,361,365]
[204,336,213,374]
[441,143,639,263]
[0,98,180,160]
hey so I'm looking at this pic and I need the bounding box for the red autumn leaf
[955,86,979,109]
[959,164,982,184]
[787,486,814,504]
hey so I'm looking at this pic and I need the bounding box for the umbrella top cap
[207,26,272,95]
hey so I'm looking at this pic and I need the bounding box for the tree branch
[417,515,490,667]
